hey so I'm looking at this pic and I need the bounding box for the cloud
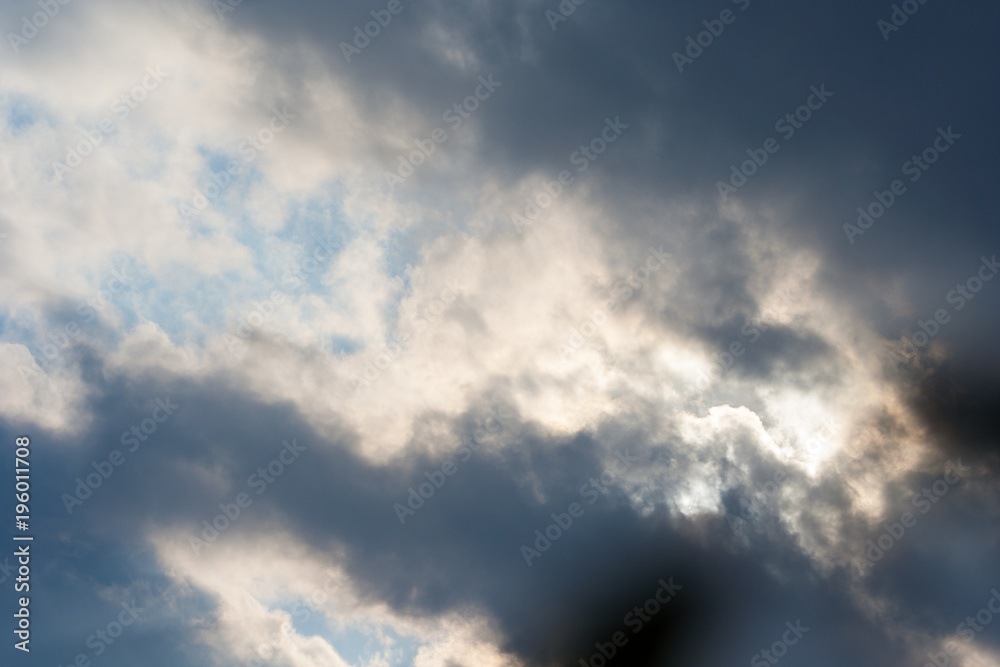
[1,0,998,665]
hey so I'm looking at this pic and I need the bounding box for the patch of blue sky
[375,230,425,346]
[0,255,151,353]
[259,191,353,296]
[104,289,143,333]
[351,626,421,667]
[83,253,149,325]
[167,168,359,340]
[2,92,47,134]
[195,144,231,165]
[274,601,327,638]
[0,311,35,343]
[381,228,418,286]
[1,304,73,350]
[278,193,351,247]
[6,105,34,133]
[118,264,242,345]
[270,601,422,667]
[327,335,362,357]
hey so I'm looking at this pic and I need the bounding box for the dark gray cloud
[2,348,997,665]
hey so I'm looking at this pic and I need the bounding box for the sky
[0,0,998,665]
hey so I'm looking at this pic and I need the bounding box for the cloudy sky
[1,0,999,665]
